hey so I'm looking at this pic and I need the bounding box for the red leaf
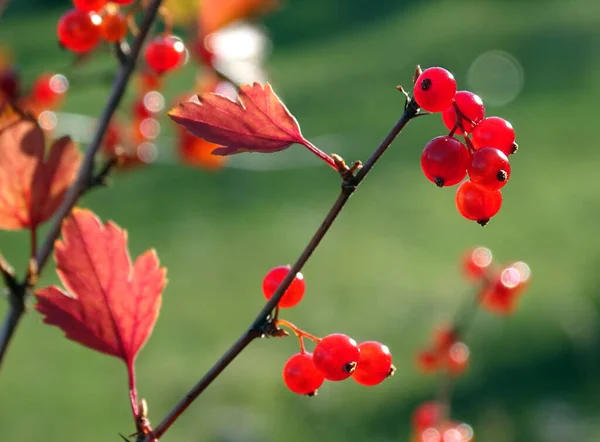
[168,82,336,168]
[0,119,81,230]
[35,209,167,410]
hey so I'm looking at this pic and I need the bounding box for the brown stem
[0,0,164,371]
[149,98,420,440]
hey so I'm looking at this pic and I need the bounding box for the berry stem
[146,95,420,442]
[0,0,165,371]
[275,319,321,344]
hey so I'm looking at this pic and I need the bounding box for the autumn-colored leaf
[35,209,166,413]
[0,119,81,231]
[168,82,336,168]
[198,0,279,35]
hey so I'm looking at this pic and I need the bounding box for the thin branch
[149,98,420,440]
[0,0,164,370]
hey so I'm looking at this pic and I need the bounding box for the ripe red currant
[412,401,442,431]
[441,91,485,134]
[455,180,502,225]
[421,136,471,187]
[192,35,215,66]
[262,265,305,308]
[468,147,511,191]
[57,9,101,53]
[0,67,20,101]
[352,341,394,386]
[31,73,68,107]
[462,246,493,280]
[472,116,516,155]
[313,334,360,381]
[144,35,186,74]
[283,352,324,396]
[416,350,439,374]
[100,10,127,42]
[413,67,457,112]
[446,342,469,375]
[73,0,106,11]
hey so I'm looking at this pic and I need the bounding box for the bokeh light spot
[467,50,523,107]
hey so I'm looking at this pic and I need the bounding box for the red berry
[313,333,360,381]
[482,262,530,315]
[455,180,502,225]
[472,116,516,155]
[282,352,324,396]
[441,91,485,134]
[57,9,101,53]
[144,35,186,74]
[192,36,215,66]
[416,350,439,374]
[462,246,492,280]
[446,342,469,375]
[262,265,305,308]
[73,0,106,11]
[133,96,152,120]
[468,147,511,191]
[352,341,394,386]
[100,10,127,42]
[412,401,442,431]
[421,136,471,187]
[0,68,20,101]
[31,73,68,107]
[414,67,457,112]
[433,326,456,352]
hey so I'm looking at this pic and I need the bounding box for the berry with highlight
[313,333,360,381]
[421,136,471,187]
[262,265,305,308]
[283,352,324,396]
[455,180,502,225]
[413,67,457,112]
[352,341,395,386]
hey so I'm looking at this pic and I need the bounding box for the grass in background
[1,1,600,441]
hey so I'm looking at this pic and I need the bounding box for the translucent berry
[468,147,511,191]
[262,265,305,308]
[472,116,516,156]
[100,10,127,42]
[283,352,324,396]
[31,73,68,108]
[192,36,215,66]
[482,262,530,315]
[144,35,186,74]
[442,91,485,134]
[414,67,457,112]
[73,0,106,11]
[0,68,20,101]
[421,136,471,187]
[416,350,439,374]
[57,9,101,53]
[456,180,502,225]
[446,342,469,375]
[462,247,492,280]
[412,401,442,431]
[352,341,395,386]
[313,333,360,381]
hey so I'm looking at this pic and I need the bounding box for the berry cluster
[0,53,69,129]
[414,67,518,226]
[462,247,531,315]
[57,2,187,75]
[57,4,127,53]
[102,71,164,167]
[262,266,395,395]
[416,326,469,376]
[411,402,473,442]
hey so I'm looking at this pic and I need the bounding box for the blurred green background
[2,0,600,441]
